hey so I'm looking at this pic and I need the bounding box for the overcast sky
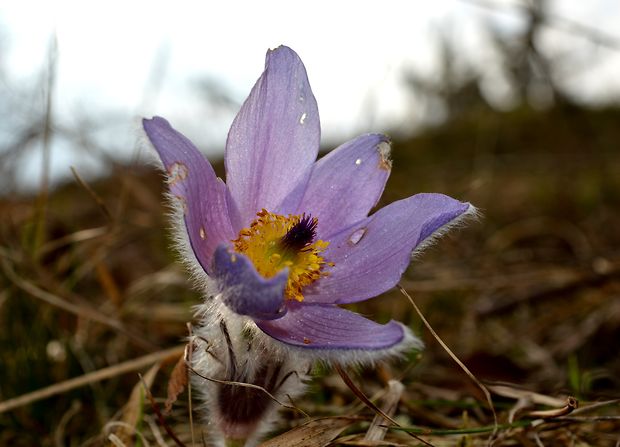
[1,0,619,189]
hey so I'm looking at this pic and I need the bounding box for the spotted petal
[143,117,235,274]
[212,245,287,320]
[256,302,405,349]
[296,134,391,239]
[304,193,474,304]
[225,46,320,227]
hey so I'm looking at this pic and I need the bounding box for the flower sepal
[212,245,288,321]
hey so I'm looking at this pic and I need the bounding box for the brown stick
[0,345,184,414]
[398,285,499,441]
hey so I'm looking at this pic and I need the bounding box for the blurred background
[1,0,619,445]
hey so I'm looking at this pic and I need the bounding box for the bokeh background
[1,0,619,445]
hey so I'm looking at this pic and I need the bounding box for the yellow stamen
[232,209,331,302]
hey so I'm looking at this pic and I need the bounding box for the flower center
[232,209,332,302]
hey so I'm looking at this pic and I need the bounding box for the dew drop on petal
[348,228,367,245]
[199,227,206,240]
[299,112,307,124]
[299,95,305,102]
[355,158,362,166]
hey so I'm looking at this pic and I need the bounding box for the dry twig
[0,345,184,414]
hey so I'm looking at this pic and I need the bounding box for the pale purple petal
[212,245,287,320]
[143,117,235,274]
[304,193,473,304]
[296,134,391,239]
[256,302,404,349]
[225,46,320,226]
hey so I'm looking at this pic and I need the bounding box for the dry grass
[1,104,619,446]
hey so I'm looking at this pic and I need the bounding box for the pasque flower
[143,45,474,364]
[144,45,475,445]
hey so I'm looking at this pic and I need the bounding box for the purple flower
[143,46,474,361]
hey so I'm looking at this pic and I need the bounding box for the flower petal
[225,46,320,227]
[143,117,235,274]
[256,302,405,350]
[296,134,391,239]
[212,245,287,320]
[304,193,474,304]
